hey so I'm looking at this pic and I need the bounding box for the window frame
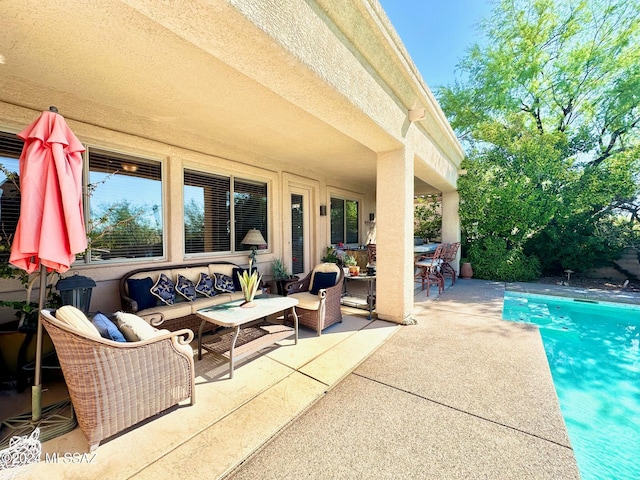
[182,166,270,259]
[328,189,363,247]
[0,134,169,266]
[84,145,166,265]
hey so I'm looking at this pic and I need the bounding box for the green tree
[414,195,442,242]
[439,0,640,280]
[90,201,161,257]
[184,198,204,252]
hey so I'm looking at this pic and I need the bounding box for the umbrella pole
[0,264,77,449]
[31,264,47,422]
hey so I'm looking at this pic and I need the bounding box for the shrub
[468,237,540,282]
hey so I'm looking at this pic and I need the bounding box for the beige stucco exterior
[0,0,463,323]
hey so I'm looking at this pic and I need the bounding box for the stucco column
[376,148,415,324]
[441,190,461,270]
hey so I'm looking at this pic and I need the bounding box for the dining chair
[441,242,460,285]
[367,243,377,264]
[414,243,447,295]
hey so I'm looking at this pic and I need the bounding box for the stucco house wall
[0,0,463,324]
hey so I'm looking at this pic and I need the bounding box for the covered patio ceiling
[0,0,443,195]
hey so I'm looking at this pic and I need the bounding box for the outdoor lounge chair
[40,308,195,451]
[285,263,344,336]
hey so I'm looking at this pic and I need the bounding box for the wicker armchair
[285,263,344,336]
[40,309,195,451]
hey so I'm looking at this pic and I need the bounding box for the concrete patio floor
[226,279,583,479]
[3,278,596,479]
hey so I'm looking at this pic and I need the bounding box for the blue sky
[378,0,493,89]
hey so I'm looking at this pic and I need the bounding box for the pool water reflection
[503,292,640,480]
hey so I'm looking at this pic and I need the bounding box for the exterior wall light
[408,107,425,122]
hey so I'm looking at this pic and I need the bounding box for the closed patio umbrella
[8,106,87,429]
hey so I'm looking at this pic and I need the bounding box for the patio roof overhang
[0,0,463,195]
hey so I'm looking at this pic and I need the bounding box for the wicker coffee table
[196,294,298,378]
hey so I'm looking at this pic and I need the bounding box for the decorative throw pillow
[213,273,235,293]
[175,274,197,301]
[55,305,101,338]
[195,272,216,297]
[126,277,157,310]
[113,311,157,342]
[310,272,337,295]
[150,273,176,305]
[92,312,126,342]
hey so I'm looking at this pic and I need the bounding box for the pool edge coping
[506,282,640,306]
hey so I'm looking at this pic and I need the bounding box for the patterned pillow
[213,273,235,293]
[150,273,176,305]
[195,272,216,297]
[175,274,197,301]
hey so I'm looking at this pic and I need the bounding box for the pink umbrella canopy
[8,107,87,424]
[9,109,87,273]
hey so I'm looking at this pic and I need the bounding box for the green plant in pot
[237,260,262,307]
[344,254,359,276]
[271,258,295,295]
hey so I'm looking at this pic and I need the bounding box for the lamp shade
[241,228,266,246]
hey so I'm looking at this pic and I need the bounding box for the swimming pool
[503,291,640,480]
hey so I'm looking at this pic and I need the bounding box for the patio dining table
[414,243,440,258]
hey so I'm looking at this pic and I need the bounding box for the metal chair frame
[414,243,446,296]
[441,242,460,285]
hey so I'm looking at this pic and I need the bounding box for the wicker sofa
[119,261,247,334]
[40,308,195,451]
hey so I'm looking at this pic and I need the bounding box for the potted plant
[270,258,296,295]
[237,260,262,307]
[344,255,359,277]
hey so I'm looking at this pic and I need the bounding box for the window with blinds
[234,179,267,253]
[291,193,304,274]
[87,148,163,261]
[0,132,23,263]
[184,170,230,254]
[1,136,165,264]
[184,170,268,255]
[330,197,359,245]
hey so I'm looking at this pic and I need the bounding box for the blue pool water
[503,292,640,480]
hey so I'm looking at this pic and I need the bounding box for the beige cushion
[113,311,157,341]
[138,301,192,321]
[288,292,321,311]
[171,267,208,285]
[55,306,101,338]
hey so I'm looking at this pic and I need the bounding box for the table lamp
[241,228,266,265]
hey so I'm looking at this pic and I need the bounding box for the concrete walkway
[225,279,581,479]
[7,279,589,479]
